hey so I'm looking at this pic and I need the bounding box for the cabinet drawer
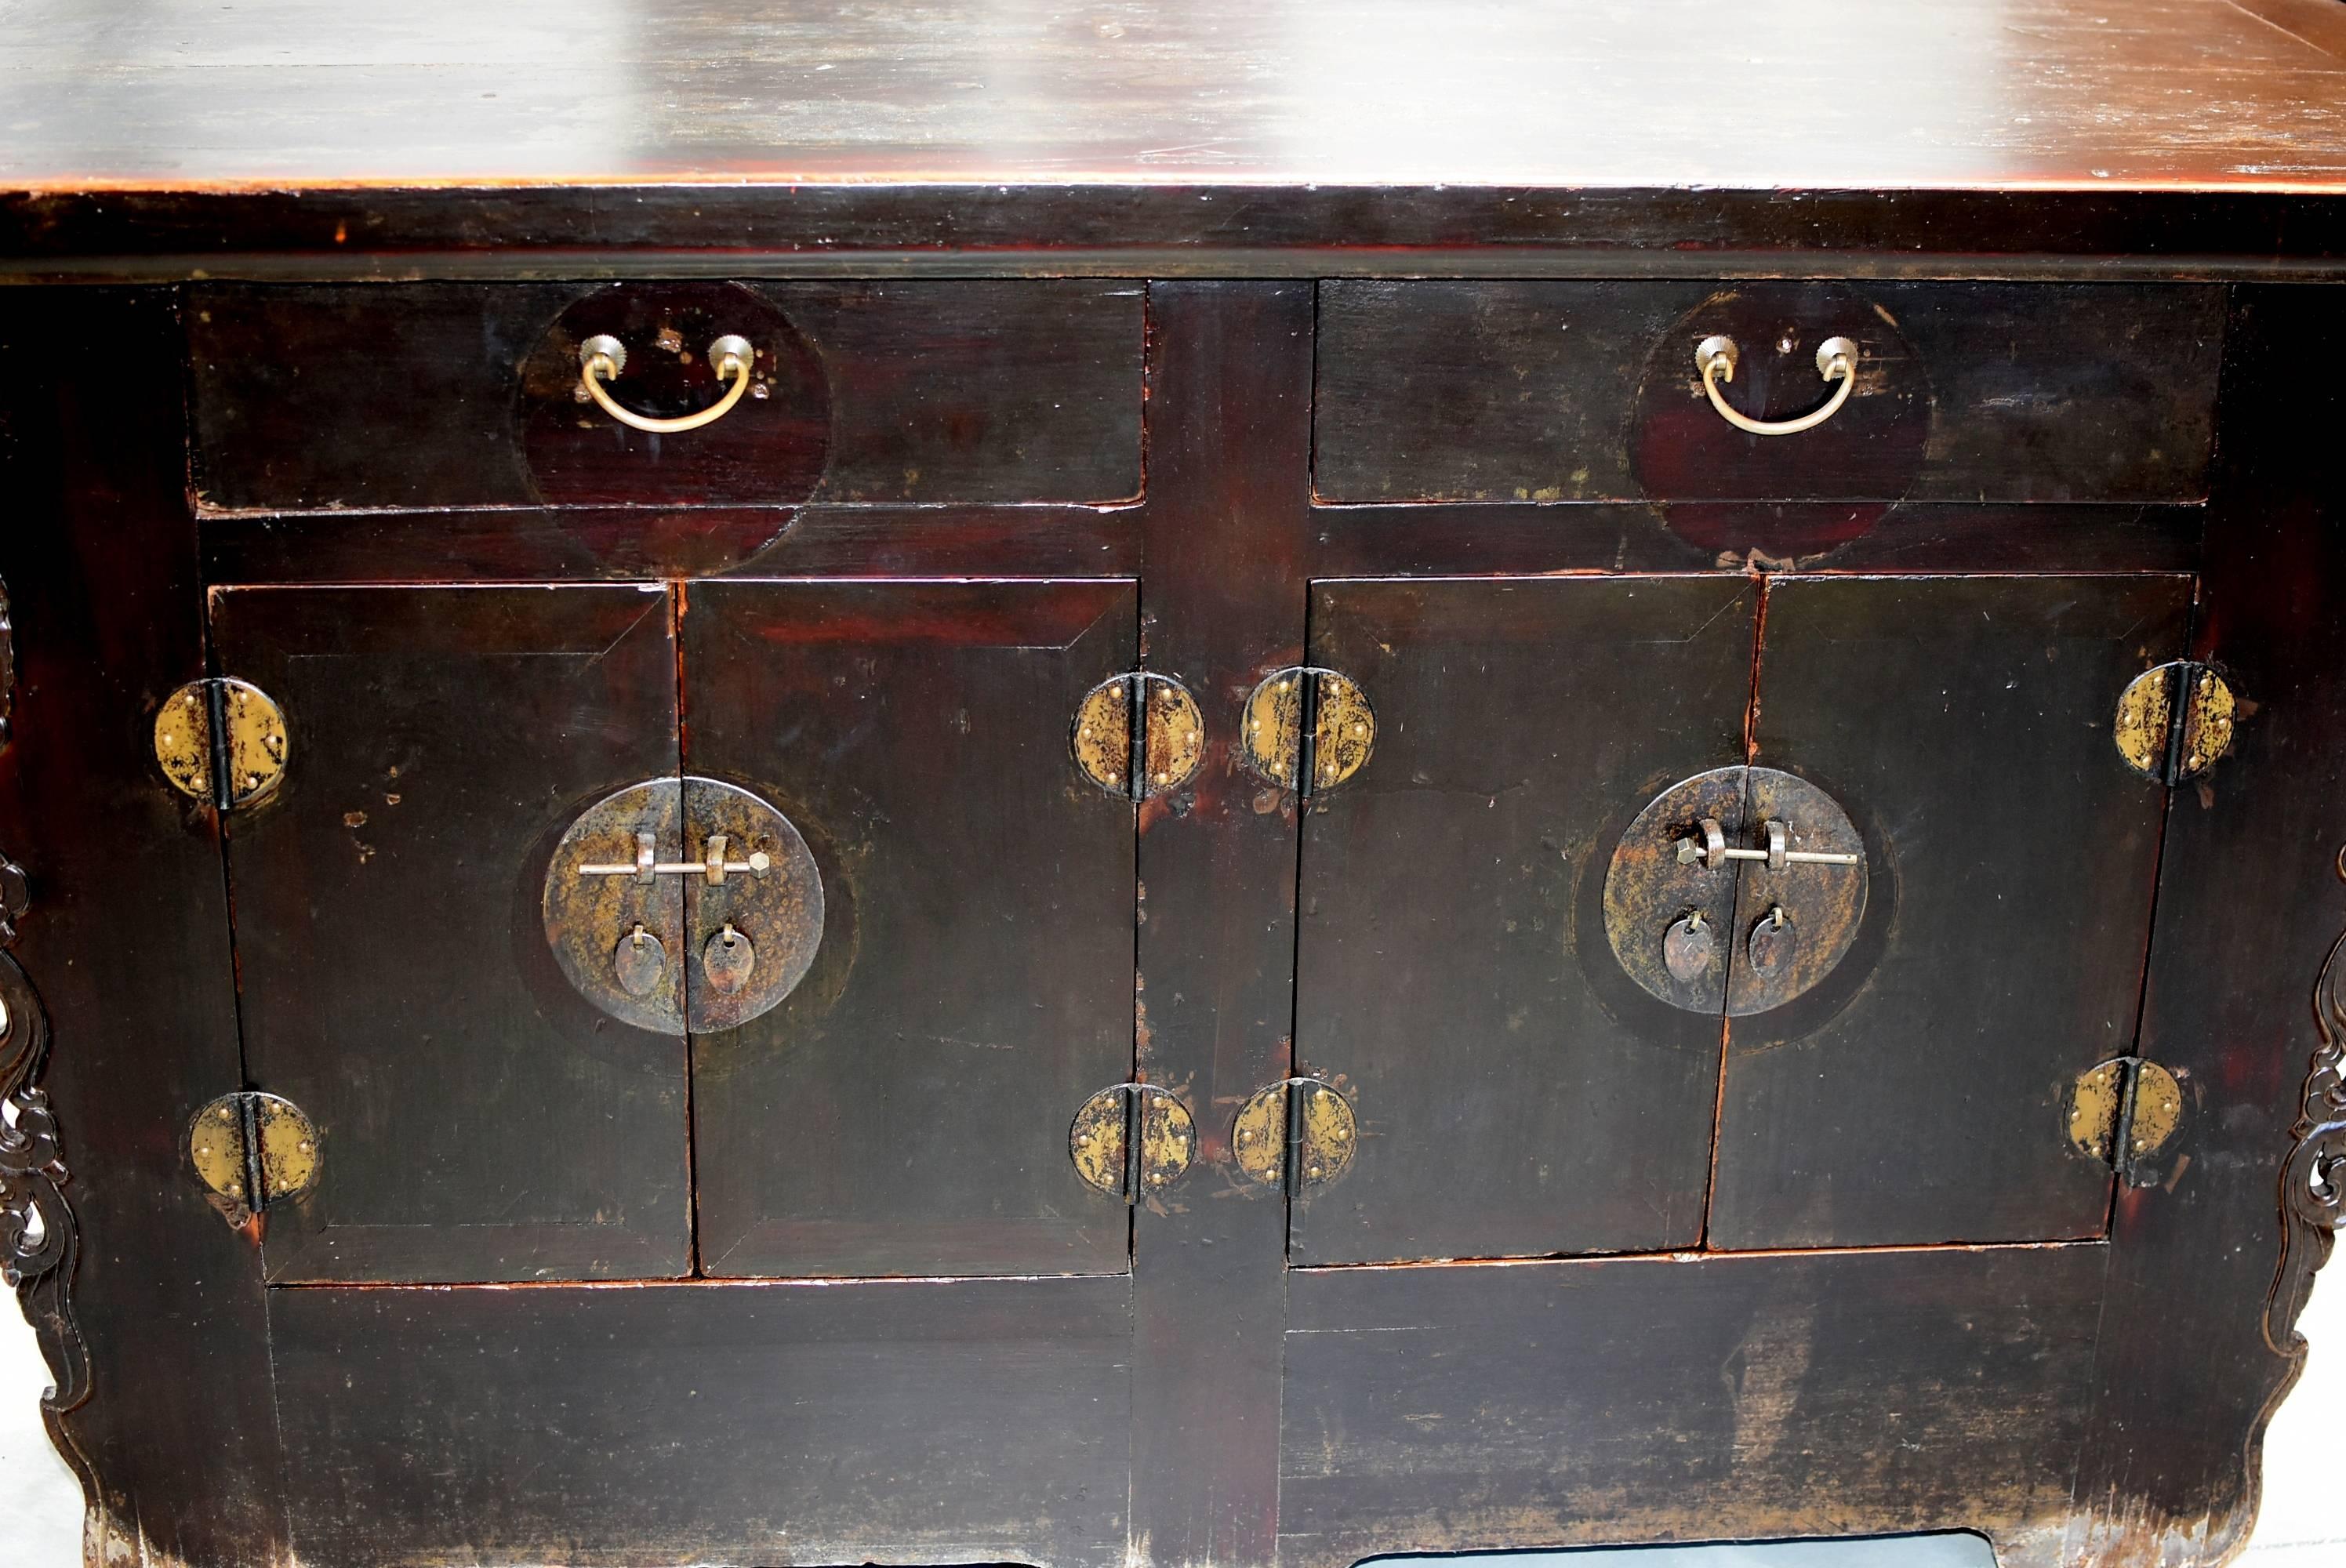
[1315,281,2225,506]
[189,280,1145,511]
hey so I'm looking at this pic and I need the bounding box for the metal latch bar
[1676,816,1861,870]
[576,830,773,884]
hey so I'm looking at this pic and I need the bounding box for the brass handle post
[578,332,755,434]
[1695,334,1858,437]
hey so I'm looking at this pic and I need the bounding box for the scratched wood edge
[5,188,2346,285]
[9,250,2346,289]
[15,252,2346,289]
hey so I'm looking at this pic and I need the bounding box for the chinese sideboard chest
[6,4,2346,1567]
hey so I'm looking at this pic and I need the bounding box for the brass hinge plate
[188,1091,321,1227]
[1241,667,1375,796]
[2069,1055,2187,1188]
[1072,673,1204,800]
[2114,661,2236,786]
[1069,1083,1196,1200]
[1233,1076,1358,1192]
[155,677,288,809]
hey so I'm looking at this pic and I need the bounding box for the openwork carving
[0,856,89,1426]
[2269,926,2346,1351]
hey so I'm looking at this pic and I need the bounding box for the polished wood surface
[4,0,2344,191]
[5,0,2346,269]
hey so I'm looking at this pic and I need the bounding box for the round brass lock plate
[543,775,824,1033]
[1604,766,1868,1016]
[1070,1083,1197,1199]
[188,1093,321,1211]
[1071,673,1204,799]
[1603,767,1748,1014]
[155,679,288,808]
[1233,1077,1357,1192]
[1241,667,1375,794]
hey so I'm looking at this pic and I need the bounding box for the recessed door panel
[212,584,690,1283]
[682,579,1140,1278]
[1292,577,1757,1265]
[1706,575,2191,1249]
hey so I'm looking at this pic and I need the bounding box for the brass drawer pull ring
[577,332,755,434]
[1695,334,1859,437]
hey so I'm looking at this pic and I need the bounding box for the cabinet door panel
[1293,577,1756,1265]
[683,579,1139,1278]
[1706,575,2189,1249]
[213,584,690,1283]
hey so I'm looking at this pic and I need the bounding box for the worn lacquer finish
[4,12,2345,1556]
[211,584,693,1285]
[7,1,2346,273]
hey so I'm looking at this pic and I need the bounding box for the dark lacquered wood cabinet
[6,5,2346,1568]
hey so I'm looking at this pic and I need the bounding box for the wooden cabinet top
[5,0,2346,274]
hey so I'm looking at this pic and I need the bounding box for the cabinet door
[1707,574,2191,1249]
[1292,577,1757,1265]
[212,585,691,1283]
[681,579,1140,1278]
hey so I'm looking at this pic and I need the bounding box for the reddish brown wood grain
[5,2,2346,271]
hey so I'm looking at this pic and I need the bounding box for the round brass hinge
[1072,673,1204,800]
[1233,1076,1357,1192]
[1069,1083,1196,1200]
[188,1091,321,1225]
[2069,1056,2186,1185]
[2114,661,2235,784]
[155,678,288,808]
[1240,667,1375,795]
